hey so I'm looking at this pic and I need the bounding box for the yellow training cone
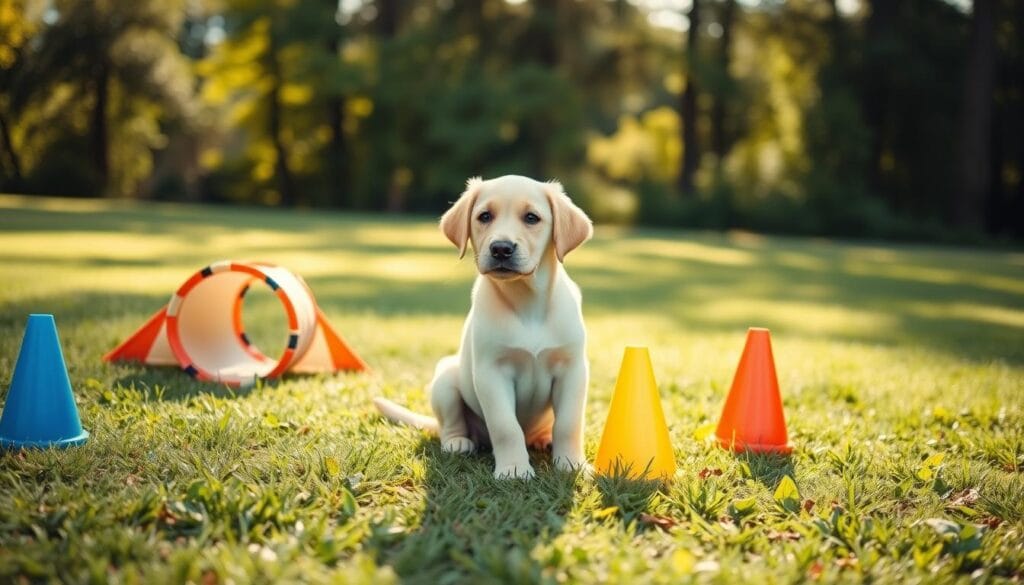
[595,347,676,480]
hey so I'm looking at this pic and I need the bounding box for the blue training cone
[0,314,89,449]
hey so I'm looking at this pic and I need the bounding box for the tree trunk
[267,38,296,207]
[711,0,736,166]
[91,62,110,195]
[527,0,559,178]
[534,0,559,69]
[371,0,402,211]
[326,34,349,208]
[0,109,22,186]
[679,0,701,196]
[955,0,996,229]
[376,0,398,37]
[861,0,895,207]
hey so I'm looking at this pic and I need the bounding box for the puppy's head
[440,175,592,280]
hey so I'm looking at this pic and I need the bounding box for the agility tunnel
[104,261,367,386]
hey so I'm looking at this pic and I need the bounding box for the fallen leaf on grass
[157,503,176,526]
[947,488,980,508]
[639,513,678,531]
[671,549,695,573]
[803,499,815,513]
[835,555,859,569]
[693,423,717,442]
[766,529,801,542]
[592,506,619,519]
[698,468,723,480]
[981,516,1003,529]
[916,452,945,481]
[694,559,720,573]
[774,475,802,513]
[808,560,824,579]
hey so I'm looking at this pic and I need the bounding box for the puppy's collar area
[480,253,558,318]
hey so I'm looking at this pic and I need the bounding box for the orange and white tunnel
[104,261,367,386]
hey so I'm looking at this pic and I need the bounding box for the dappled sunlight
[0,232,201,263]
[2,198,1022,365]
[842,258,1024,295]
[693,298,900,339]
[907,302,1024,330]
[771,251,830,272]
[725,230,768,248]
[344,225,451,250]
[610,238,755,267]
[0,194,132,214]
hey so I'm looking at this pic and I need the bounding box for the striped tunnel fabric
[163,261,320,386]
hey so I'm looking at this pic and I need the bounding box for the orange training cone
[102,307,176,365]
[595,347,676,480]
[714,327,792,454]
[290,307,369,373]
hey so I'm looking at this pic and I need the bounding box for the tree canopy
[2,0,1021,241]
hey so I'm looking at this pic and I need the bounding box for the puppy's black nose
[490,240,517,260]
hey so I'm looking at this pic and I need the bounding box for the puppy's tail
[373,397,439,433]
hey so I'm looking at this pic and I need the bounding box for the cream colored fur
[374,175,593,479]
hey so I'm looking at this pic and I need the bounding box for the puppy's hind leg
[430,355,476,454]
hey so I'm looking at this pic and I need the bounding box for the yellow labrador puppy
[374,175,593,479]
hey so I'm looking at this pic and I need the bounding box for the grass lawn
[1,194,1023,584]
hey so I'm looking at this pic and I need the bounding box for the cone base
[716,436,792,455]
[0,429,90,450]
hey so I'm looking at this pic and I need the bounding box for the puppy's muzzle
[490,240,517,260]
[485,240,523,275]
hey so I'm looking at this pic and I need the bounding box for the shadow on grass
[4,207,1022,367]
[739,452,796,489]
[109,368,262,402]
[593,471,664,526]
[0,291,328,403]
[380,437,580,584]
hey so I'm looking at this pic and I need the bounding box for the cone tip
[748,326,770,334]
[27,314,55,323]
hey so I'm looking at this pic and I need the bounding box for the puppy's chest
[489,321,578,371]
[496,344,574,375]
[497,345,572,413]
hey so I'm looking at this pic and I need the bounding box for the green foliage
[2,0,1023,238]
[3,0,193,197]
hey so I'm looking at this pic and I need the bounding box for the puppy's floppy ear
[440,177,483,258]
[544,180,593,262]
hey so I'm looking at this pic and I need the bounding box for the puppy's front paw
[493,463,535,480]
[554,455,590,474]
[442,437,476,454]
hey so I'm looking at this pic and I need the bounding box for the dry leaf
[835,555,859,569]
[947,488,980,508]
[698,468,723,480]
[981,516,1003,529]
[640,513,678,531]
[766,529,801,542]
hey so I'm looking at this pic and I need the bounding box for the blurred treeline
[1,0,1021,240]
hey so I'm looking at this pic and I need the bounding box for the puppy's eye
[477,211,493,223]
[523,212,540,225]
